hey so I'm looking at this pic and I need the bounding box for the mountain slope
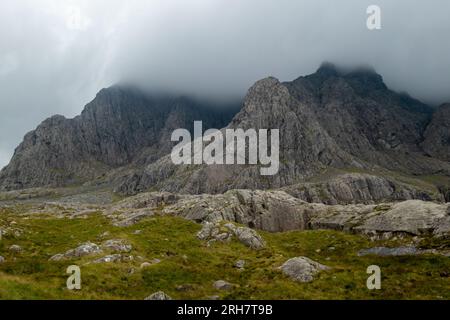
[0,86,238,190]
[115,64,450,195]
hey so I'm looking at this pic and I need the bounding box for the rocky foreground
[0,187,449,299]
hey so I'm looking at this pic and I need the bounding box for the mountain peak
[316,62,340,77]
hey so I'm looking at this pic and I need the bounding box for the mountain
[1,63,450,203]
[0,86,239,190]
[115,64,450,195]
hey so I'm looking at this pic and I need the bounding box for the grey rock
[358,246,419,257]
[282,173,441,205]
[61,242,102,258]
[144,291,172,300]
[101,239,132,253]
[213,280,233,290]
[234,260,246,269]
[0,256,5,263]
[280,257,330,282]
[140,259,161,268]
[93,254,128,263]
[233,226,266,250]
[49,253,65,261]
[197,222,216,240]
[423,103,450,162]
[9,244,22,253]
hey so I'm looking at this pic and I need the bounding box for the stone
[213,280,233,290]
[145,291,172,300]
[234,260,246,269]
[64,242,102,258]
[140,259,160,268]
[49,253,65,261]
[358,246,420,257]
[197,222,216,240]
[233,226,266,250]
[9,244,22,253]
[0,256,5,263]
[101,239,132,253]
[93,254,124,263]
[280,257,330,283]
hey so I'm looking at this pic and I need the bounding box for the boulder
[232,226,266,250]
[213,280,233,290]
[9,244,22,253]
[280,257,330,283]
[358,246,419,257]
[101,239,132,253]
[93,254,126,263]
[65,242,102,258]
[145,291,172,300]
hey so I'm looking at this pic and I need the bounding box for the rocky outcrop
[196,221,266,249]
[109,189,450,238]
[49,242,102,260]
[279,257,330,282]
[282,173,441,204]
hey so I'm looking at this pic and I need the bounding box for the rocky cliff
[0,86,238,190]
[115,64,450,196]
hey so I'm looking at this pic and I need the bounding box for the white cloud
[65,5,91,31]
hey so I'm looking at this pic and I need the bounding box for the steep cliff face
[115,64,450,195]
[422,103,450,162]
[0,86,238,190]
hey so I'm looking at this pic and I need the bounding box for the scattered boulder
[197,222,265,249]
[92,254,132,264]
[101,239,132,253]
[234,260,246,269]
[65,242,102,258]
[280,257,330,283]
[176,284,193,292]
[49,242,102,261]
[145,291,172,300]
[140,259,161,268]
[197,222,218,240]
[233,226,266,250]
[9,244,22,253]
[49,253,65,261]
[213,280,233,290]
[0,256,5,263]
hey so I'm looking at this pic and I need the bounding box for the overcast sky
[1,0,450,169]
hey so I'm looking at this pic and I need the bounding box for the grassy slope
[0,210,449,300]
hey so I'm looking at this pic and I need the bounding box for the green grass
[0,210,449,300]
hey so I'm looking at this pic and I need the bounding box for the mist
[1,0,450,169]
